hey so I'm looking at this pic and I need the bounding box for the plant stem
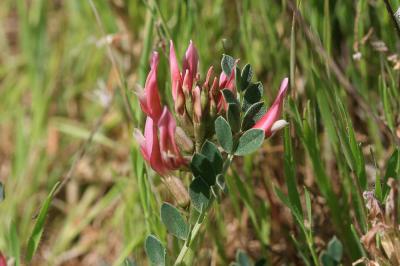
[173,154,234,265]
[174,216,204,265]
[306,233,320,266]
[223,154,234,173]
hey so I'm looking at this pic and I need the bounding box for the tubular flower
[253,77,289,137]
[169,41,236,117]
[134,116,166,175]
[158,107,186,170]
[134,107,186,176]
[217,66,236,112]
[182,41,199,90]
[136,52,163,122]
[169,41,182,103]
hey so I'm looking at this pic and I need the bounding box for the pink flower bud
[217,63,237,112]
[169,41,182,101]
[182,69,191,97]
[203,66,214,90]
[136,52,163,122]
[210,77,218,97]
[182,40,199,88]
[192,86,202,123]
[253,78,289,137]
[209,77,219,115]
[175,83,186,115]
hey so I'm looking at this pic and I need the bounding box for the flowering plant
[135,41,288,265]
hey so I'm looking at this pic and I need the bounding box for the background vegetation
[0,0,400,265]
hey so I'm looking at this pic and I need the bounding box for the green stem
[306,234,320,266]
[173,154,234,265]
[174,216,204,265]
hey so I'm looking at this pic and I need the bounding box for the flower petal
[182,40,199,89]
[253,77,289,137]
[158,107,185,169]
[192,86,202,123]
[270,119,289,135]
[141,52,163,121]
[169,41,182,101]
[143,116,166,175]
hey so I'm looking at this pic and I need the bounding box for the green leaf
[189,207,201,225]
[274,186,306,234]
[200,140,223,174]
[26,181,60,262]
[236,249,252,266]
[222,89,239,105]
[227,103,241,133]
[243,82,263,111]
[304,187,312,227]
[383,148,400,197]
[320,251,336,266]
[0,182,4,202]
[283,125,303,220]
[215,116,233,153]
[235,66,242,91]
[145,235,166,266]
[235,129,264,156]
[190,153,216,186]
[160,203,189,240]
[326,236,343,262]
[221,54,235,76]
[189,178,211,212]
[274,186,291,207]
[241,102,266,131]
[240,64,253,91]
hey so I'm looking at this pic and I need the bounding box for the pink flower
[182,41,199,89]
[135,107,186,176]
[135,116,165,174]
[217,66,237,112]
[170,41,198,93]
[169,40,236,116]
[169,41,182,102]
[0,252,6,266]
[136,52,163,122]
[253,78,289,137]
[158,108,186,169]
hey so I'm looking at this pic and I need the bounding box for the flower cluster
[134,52,186,177]
[139,41,290,264]
[135,41,288,177]
[170,41,236,121]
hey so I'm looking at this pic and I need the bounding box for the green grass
[0,0,399,265]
